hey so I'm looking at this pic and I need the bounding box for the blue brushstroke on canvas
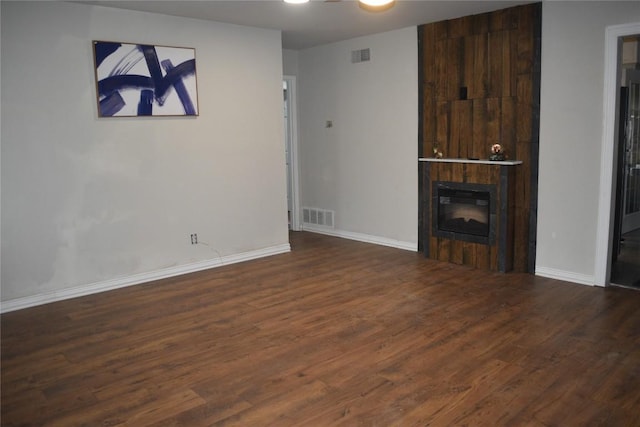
[100,92,126,116]
[98,75,154,96]
[137,89,154,116]
[94,41,198,117]
[109,47,145,77]
[94,42,121,67]
[140,45,165,93]
[157,59,196,102]
[161,59,196,115]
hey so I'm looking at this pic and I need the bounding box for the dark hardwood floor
[2,231,639,426]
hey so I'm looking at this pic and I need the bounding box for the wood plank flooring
[2,231,640,426]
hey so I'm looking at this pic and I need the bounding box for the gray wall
[3,1,639,310]
[536,1,640,284]
[1,1,289,307]
[297,27,419,249]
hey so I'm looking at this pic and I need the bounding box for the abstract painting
[93,41,198,117]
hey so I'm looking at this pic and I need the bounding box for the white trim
[284,75,302,231]
[419,158,522,166]
[535,266,595,287]
[595,22,640,287]
[0,243,291,313]
[302,224,417,252]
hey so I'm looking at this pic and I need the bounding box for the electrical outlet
[190,233,198,244]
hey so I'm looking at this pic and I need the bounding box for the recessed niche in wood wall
[418,3,541,273]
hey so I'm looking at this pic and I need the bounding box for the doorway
[595,23,640,287]
[283,75,301,231]
[611,45,640,288]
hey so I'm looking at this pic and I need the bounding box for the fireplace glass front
[438,189,490,237]
[432,182,496,244]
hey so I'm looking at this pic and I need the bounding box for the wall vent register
[303,207,335,228]
[351,48,370,63]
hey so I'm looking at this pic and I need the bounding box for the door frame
[284,75,301,231]
[595,22,640,287]
[621,69,640,234]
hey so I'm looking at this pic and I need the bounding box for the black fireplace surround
[432,181,497,245]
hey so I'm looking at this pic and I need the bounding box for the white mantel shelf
[419,158,523,166]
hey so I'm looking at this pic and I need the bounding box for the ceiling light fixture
[283,0,310,4]
[358,0,395,12]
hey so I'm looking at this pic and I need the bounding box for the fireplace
[420,159,520,272]
[432,181,496,245]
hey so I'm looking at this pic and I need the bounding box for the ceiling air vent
[351,48,370,63]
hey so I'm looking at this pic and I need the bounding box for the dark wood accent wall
[418,3,541,273]
[423,162,516,272]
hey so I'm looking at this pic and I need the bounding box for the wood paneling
[3,232,639,425]
[419,3,541,272]
[424,162,515,272]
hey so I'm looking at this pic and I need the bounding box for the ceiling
[78,0,532,50]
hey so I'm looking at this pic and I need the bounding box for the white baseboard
[1,243,291,314]
[535,266,596,287]
[304,226,598,287]
[302,224,417,252]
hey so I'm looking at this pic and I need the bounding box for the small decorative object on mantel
[489,143,505,161]
[433,145,443,159]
